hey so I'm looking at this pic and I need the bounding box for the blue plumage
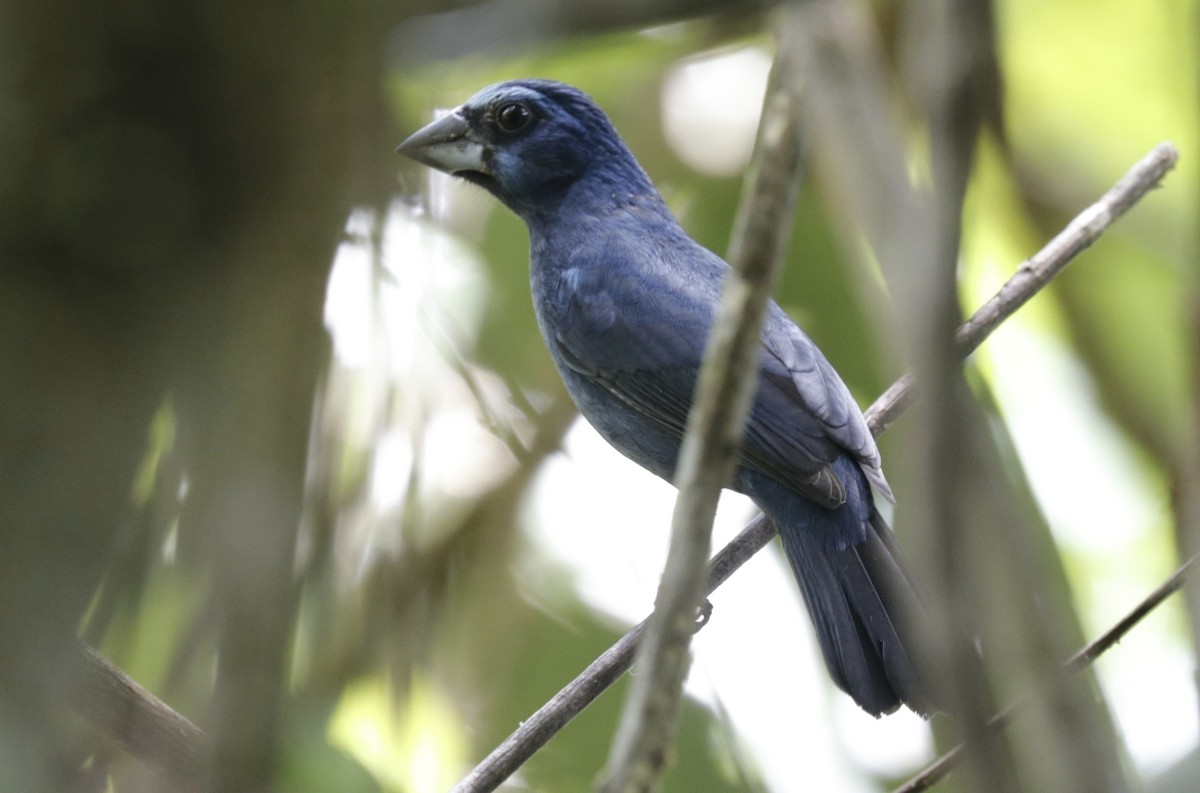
[399,79,928,717]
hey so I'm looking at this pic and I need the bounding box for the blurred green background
[1,0,1197,791]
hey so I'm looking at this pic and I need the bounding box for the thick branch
[597,18,806,792]
[449,140,1179,793]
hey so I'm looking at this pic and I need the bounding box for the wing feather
[544,239,888,507]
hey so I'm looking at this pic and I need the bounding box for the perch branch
[450,141,1179,793]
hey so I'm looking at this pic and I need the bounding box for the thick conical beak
[396,110,488,175]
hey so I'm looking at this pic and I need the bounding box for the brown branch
[892,553,1199,793]
[597,14,807,792]
[450,141,1180,793]
[67,641,210,779]
[865,140,1180,436]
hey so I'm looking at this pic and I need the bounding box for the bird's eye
[495,102,533,133]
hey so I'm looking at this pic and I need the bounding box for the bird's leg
[692,599,714,632]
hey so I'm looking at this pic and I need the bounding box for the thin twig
[892,553,1199,793]
[598,18,807,791]
[449,141,1179,793]
[1064,554,1199,674]
[865,141,1179,436]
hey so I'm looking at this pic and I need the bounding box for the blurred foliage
[3,0,1198,792]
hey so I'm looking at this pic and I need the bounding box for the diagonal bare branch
[67,641,210,780]
[891,552,1199,793]
[865,141,1180,436]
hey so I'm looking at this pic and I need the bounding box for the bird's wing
[546,240,886,508]
[547,247,709,441]
[754,302,893,505]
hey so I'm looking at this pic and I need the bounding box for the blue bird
[399,79,928,717]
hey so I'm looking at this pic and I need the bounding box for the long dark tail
[776,508,930,717]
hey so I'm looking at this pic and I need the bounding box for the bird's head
[398,79,655,220]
